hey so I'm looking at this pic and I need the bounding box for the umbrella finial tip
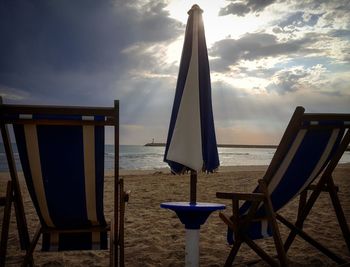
[188,4,203,14]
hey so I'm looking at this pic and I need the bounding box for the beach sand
[1,164,349,266]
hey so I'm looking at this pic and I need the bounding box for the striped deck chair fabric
[216,106,350,267]
[0,99,126,267]
[13,115,107,251]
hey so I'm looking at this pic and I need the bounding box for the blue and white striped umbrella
[164,4,219,175]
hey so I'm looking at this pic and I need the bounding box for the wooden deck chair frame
[0,97,127,267]
[216,106,350,267]
[1,181,20,267]
[1,96,32,267]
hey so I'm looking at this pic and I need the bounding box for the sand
[1,164,349,266]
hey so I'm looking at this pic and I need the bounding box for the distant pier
[145,142,167,147]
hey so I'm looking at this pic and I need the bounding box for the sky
[1,0,349,145]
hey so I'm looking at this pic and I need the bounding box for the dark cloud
[218,2,251,17]
[288,0,350,30]
[243,0,277,13]
[266,68,308,94]
[278,11,322,29]
[272,11,323,35]
[219,0,276,17]
[209,33,318,71]
[265,64,350,96]
[293,0,350,13]
[0,0,182,104]
[329,29,350,38]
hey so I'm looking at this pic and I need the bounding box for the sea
[1,144,350,172]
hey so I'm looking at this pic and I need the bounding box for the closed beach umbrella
[164,4,219,203]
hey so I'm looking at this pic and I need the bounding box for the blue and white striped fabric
[13,115,107,251]
[227,122,345,244]
[164,5,219,174]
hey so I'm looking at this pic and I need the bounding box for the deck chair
[216,106,350,267]
[0,97,128,267]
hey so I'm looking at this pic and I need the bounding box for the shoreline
[144,142,278,149]
[144,143,350,151]
[0,165,269,179]
[1,163,349,178]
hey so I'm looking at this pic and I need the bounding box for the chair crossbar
[0,104,115,117]
[1,118,116,126]
[303,113,350,122]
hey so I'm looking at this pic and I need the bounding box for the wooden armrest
[216,192,265,201]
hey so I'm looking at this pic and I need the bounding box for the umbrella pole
[185,228,199,267]
[190,171,197,204]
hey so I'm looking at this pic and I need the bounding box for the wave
[1,145,349,171]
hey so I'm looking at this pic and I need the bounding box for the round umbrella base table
[161,202,225,267]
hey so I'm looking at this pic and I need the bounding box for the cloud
[329,29,350,38]
[0,0,183,104]
[1,0,349,146]
[264,63,350,96]
[0,85,30,100]
[218,2,251,17]
[209,33,318,71]
[211,75,350,144]
[277,11,322,30]
[276,0,350,31]
[266,66,311,94]
[0,0,185,145]
[219,0,277,17]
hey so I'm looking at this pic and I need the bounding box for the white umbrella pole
[185,228,200,267]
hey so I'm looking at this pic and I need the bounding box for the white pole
[185,229,200,267]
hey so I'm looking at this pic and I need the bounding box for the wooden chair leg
[1,122,31,252]
[110,217,116,267]
[284,180,323,252]
[327,177,350,251]
[119,179,125,267]
[277,214,346,264]
[259,180,288,267]
[111,178,128,267]
[0,181,13,267]
[284,176,350,261]
[218,212,242,267]
[13,185,29,251]
[224,240,242,267]
[283,189,308,254]
[23,225,41,267]
[244,237,279,267]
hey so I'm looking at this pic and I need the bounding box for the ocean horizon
[1,144,350,172]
